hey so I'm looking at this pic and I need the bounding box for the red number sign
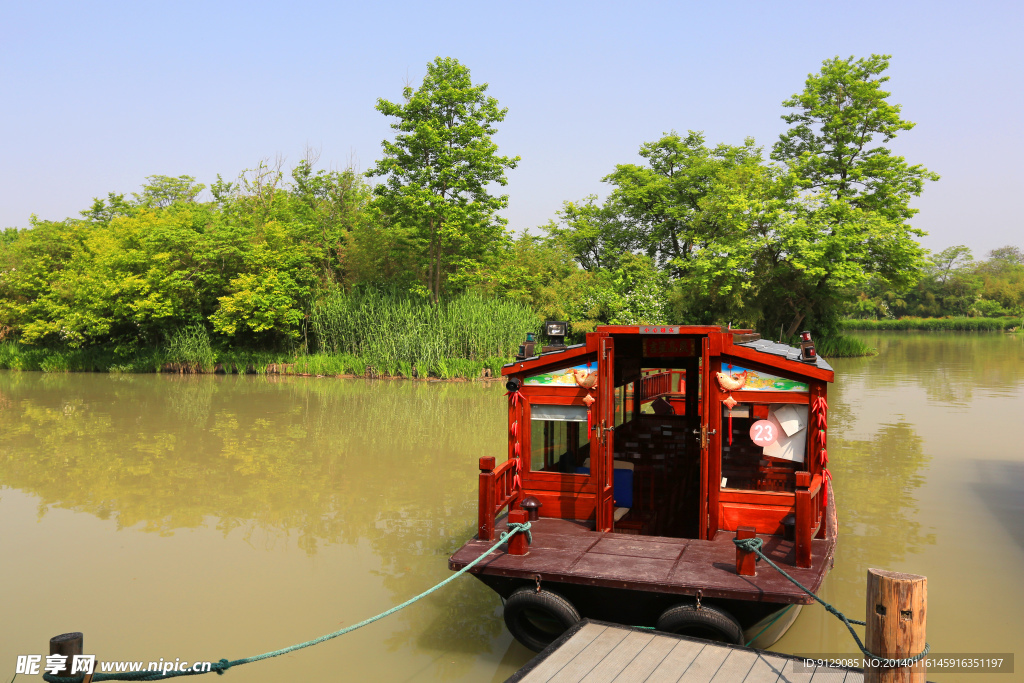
[749,420,778,446]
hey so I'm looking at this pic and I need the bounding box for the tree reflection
[0,372,513,677]
[846,332,1024,404]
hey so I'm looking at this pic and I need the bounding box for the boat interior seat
[579,459,634,509]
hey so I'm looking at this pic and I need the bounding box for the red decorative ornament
[811,394,830,507]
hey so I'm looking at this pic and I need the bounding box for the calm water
[1,333,1022,682]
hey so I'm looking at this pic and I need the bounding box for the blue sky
[2,0,1021,257]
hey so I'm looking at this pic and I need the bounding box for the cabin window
[721,402,809,491]
[615,385,625,426]
[638,369,685,415]
[530,405,591,474]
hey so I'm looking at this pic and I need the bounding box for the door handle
[693,426,718,448]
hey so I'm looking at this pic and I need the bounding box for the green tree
[542,195,624,272]
[367,57,520,302]
[132,175,206,209]
[930,245,974,284]
[602,131,760,277]
[761,54,938,335]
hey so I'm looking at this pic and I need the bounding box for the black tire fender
[655,603,744,644]
[503,587,581,652]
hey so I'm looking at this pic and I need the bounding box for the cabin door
[699,336,713,540]
[596,335,615,531]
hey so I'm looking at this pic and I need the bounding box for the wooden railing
[794,471,824,568]
[478,456,519,541]
[639,371,673,401]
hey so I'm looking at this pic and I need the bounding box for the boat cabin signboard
[448,325,836,652]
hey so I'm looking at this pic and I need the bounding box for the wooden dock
[506,620,863,683]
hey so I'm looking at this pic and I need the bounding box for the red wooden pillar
[478,456,496,541]
[507,510,529,555]
[795,471,812,568]
[735,526,757,576]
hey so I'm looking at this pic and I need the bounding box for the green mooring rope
[43,522,532,682]
[744,604,792,647]
[732,536,930,666]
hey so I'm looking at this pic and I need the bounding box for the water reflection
[0,374,503,546]
[848,332,1024,404]
[0,372,521,681]
[831,422,936,565]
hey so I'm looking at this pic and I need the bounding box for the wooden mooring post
[49,632,83,679]
[865,568,927,683]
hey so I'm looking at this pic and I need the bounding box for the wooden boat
[449,325,836,651]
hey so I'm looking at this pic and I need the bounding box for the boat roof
[501,342,588,369]
[735,338,834,373]
[503,333,832,376]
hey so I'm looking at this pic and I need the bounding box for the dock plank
[655,640,730,683]
[604,634,681,682]
[709,649,759,682]
[546,626,631,683]
[806,665,847,683]
[507,622,863,683]
[577,631,656,683]
[774,659,816,683]
[518,623,608,682]
[643,638,706,683]
[737,653,786,683]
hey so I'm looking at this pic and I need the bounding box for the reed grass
[310,288,538,375]
[815,334,876,357]
[840,317,1020,331]
[164,325,216,372]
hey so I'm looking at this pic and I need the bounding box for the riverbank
[0,332,878,377]
[840,316,1021,331]
[0,343,512,379]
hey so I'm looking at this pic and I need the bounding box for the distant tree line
[0,54,974,362]
[846,245,1024,319]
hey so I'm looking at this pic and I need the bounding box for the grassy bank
[840,316,1022,331]
[0,290,537,379]
[0,342,511,379]
[814,334,876,357]
[310,288,535,376]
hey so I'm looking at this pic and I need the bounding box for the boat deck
[507,620,862,683]
[449,518,834,603]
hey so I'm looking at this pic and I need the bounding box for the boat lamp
[506,377,522,392]
[544,320,567,345]
[799,331,818,363]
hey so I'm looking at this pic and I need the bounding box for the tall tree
[763,54,938,335]
[542,195,624,272]
[603,131,759,277]
[367,57,519,302]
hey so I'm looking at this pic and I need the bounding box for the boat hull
[475,573,800,642]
